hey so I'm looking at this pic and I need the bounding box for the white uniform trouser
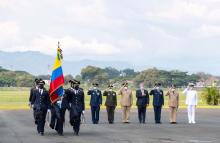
[187,105,196,123]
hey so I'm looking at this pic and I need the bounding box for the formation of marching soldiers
[29,79,198,136]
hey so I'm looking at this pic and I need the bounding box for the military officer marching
[65,79,85,135]
[49,98,64,136]
[103,83,117,124]
[31,79,51,136]
[29,78,40,124]
[49,81,70,136]
[88,81,102,124]
[29,78,39,106]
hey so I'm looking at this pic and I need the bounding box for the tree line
[0,66,219,87]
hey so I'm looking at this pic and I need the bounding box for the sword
[81,112,86,124]
[46,109,51,127]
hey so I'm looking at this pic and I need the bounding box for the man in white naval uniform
[183,83,198,124]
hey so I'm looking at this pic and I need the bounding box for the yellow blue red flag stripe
[49,43,64,103]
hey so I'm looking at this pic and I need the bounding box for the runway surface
[0,109,219,143]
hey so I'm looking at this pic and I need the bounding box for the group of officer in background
[29,78,198,136]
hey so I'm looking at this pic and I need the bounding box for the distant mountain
[1,50,220,76]
[0,51,133,75]
[0,66,34,87]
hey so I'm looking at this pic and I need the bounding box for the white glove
[82,110,85,114]
[31,104,34,108]
[47,109,51,113]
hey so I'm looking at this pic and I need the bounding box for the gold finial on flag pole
[58,41,60,48]
[57,41,63,60]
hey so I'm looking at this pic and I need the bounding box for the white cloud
[61,0,123,27]
[190,24,220,38]
[1,0,220,74]
[144,0,212,21]
[13,35,121,56]
[0,21,21,50]
[118,38,143,52]
[0,21,19,36]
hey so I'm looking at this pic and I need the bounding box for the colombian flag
[49,43,64,103]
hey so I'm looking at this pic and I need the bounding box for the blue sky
[0,0,220,75]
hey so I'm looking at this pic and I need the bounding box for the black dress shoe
[74,132,79,136]
[50,124,54,129]
[58,132,63,136]
[40,132,44,136]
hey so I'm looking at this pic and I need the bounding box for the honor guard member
[66,79,85,135]
[29,78,39,106]
[103,84,117,124]
[136,83,149,124]
[88,82,102,124]
[118,81,133,123]
[49,98,64,135]
[150,83,164,124]
[166,85,179,124]
[50,81,70,136]
[29,78,39,124]
[183,83,198,124]
[31,79,51,136]
[60,81,71,127]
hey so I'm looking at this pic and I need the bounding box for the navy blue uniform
[29,87,38,124]
[149,89,164,123]
[60,93,70,127]
[31,88,51,134]
[136,89,149,123]
[88,89,102,124]
[66,88,85,135]
[50,99,65,135]
[50,93,70,135]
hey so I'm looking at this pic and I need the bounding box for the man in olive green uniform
[166,85,179,124]
[103,84,117,124]
[118,81,133,123]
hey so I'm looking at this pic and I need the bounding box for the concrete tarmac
[0,109,219,143]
